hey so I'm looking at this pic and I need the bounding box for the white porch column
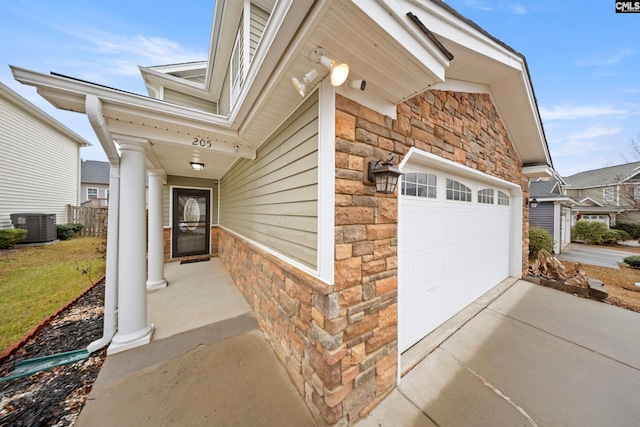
[109,138,153,354]
[147,169,167,290]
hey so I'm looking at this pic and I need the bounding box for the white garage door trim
[397,148,523,361]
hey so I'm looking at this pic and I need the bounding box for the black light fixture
[190,162,205,171]
[368,155,402,194]
[529,198,538,208]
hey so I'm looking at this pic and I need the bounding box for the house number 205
[192,137,212,148]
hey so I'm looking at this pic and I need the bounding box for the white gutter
[85,95,120,353]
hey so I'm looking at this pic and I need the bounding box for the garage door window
[402,173,437,198]
[498,190,510,206]
[478,188,494,204]
[446,178,472,202]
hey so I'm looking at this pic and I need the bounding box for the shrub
[572,220,609,245]
[613,229,631,242]
[602,230,622,244]
[529,226,553,259]
[0,229,28,249]
[70,223,84,233]
[624,255,640,269]
[57,223,83,241]
[612,222,640,239]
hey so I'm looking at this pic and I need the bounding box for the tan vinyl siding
[220,92,319,269]
[163,88,217,114]
[0,91,80,228]
[230,14,244,105]
[250,4,269,62]
[219,66,231,117]
[163,176,218,227]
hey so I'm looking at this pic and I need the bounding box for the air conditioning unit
[10,213,57,243]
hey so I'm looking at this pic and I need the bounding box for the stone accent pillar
[109,138,153,354]
[147,169,167,289]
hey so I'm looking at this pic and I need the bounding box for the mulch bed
[0,279,107,426]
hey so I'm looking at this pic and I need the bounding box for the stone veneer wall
[219,89,528,426]
[162,226,219,262]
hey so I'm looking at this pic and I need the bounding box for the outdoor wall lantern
[190,162,205,171]
[529,198,538,208]
[368,156,402,194]
[291,48,350,97]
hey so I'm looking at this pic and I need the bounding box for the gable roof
[530,179,560,198]
[81,160,110,185]
[563,161,640,189]
[11,0,552,181]
[0,82,90,148]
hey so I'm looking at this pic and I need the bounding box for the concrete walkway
[360,280,640,426]
[557,243,637,269]
[76,258,315,426]
[77,260,640,426]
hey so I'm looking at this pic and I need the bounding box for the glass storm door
[172,188,210,257]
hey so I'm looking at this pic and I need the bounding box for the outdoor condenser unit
[10,213,57,243]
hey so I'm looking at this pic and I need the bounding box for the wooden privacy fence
[67,205,108,237]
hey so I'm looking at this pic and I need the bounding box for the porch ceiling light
[291,68,319,97]
[368,156,401,194]
[529,198,539,208]
[190,162,205,171]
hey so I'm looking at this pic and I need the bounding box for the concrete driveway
[360,280,640,426]
[557,243,637,269]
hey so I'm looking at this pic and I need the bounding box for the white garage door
[399,166,513,353]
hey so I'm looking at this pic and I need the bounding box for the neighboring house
[563,161,640,227]
[529,179,573,254]
[0,82,89,229]
[80,160,110,206]
[11,1,553,425]
[80,159,149,207]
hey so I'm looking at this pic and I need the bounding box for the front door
[172,188,210,257]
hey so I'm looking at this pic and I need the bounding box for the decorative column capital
[114,135,148,153]
[147,168,166,178]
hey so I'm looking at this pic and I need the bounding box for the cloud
[509,3,529,14]
[465,0,494,11]
[574,49,634,67]
[540,105,629,120]
[549,126,622,159]
[65,29,206,79]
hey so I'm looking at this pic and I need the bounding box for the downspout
[86,95,120,353]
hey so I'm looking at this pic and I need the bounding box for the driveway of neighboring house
[360,280,640,426]
[557,243,637,269]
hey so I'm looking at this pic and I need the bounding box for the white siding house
[0,82,89,228]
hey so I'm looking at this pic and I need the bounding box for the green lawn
[0,237,106,353]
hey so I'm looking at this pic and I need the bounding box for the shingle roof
[563,161,640,188]
[530,179,559,198]
[81,160,110,184]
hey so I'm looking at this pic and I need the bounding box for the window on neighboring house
[446,178,472,202]
[498,190,510,206]
[478,188,494,204]
[402,173,437,198]
[87,188,98,200]
[603,187,615,204]
[634,186,640,200]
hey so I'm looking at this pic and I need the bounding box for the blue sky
[1,0,638,177]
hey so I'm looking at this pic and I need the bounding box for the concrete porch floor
[75,258,316,426]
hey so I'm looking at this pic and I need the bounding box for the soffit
[404,0,551,167]
[240,0,448,145]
